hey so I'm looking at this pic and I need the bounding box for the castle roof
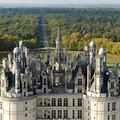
[13,47,20,54]
[98,48,106,55]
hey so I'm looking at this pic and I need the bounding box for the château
[0,27,119,120]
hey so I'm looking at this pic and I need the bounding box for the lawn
[107,54,120,65]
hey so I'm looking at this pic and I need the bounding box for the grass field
[107,54,120,65]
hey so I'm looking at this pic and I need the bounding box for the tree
[83,33,91,41]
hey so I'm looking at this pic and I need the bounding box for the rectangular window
[112,114,116,120]
[58,110,62,118]
[78,99,82,106]
[52,110,56,118]
[111,82,114,89]
[73,99,75,106]
[72,110,75,118]
[44,78,47,85]
[112,102,116,111]
[44,88,46,93]
[108,103,110,111]
[78,79,82,85]
[78,110,82,119]
[108,115,110,120]
[64,110,68,119]
[64,98,68,106]
[78,88,82,93]
[24,82,26,88]
[24,92,26,97]
[25,113,27,117]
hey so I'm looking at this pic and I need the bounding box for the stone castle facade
[0,27,120,120]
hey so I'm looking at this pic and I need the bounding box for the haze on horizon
[0,0,120,5]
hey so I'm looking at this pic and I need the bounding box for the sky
[0,0,120,5]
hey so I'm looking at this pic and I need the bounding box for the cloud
[0,0,119,4]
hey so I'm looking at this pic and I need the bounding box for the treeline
[1,8,120,52]
[45,8,120,42]
[0,34,37,51]
[62,34,120,55]
[0,10,40,50]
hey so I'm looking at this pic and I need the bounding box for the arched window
[44,99,50,106]
[44,110,50,119]
[52,98,56,106]
[64,98,68,106]
[58,98,62,106]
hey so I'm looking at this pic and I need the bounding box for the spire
[56,26,62,62]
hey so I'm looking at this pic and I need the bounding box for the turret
[87,65,91,90]
[8,53,12,69]
[98,48,106,72]
[19,40,24,51]
[95,56,103,93]
[84,46,89,64]
[15,64,21,93]
[13,46,21,62]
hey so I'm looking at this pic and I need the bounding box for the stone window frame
[73,98,75,106]
[112,114,116,120]
[78,98,82,106]
[52,110,56,118]
[108,103,110,111]
[58,110,62,118]
[78,78,82,85]
[58,98,62,106]
[64,98,68,106]
[52,98,56,106]
[64,110,68,119]
[112,102,116,111]
[78,110,82,119]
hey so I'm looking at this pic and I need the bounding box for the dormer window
[34,79,36,85]
[111,92,114,97]
[78,79,82,85]
[44,78,47,85]
[111,82,114,89]
[112,102,116,111]
[24,92,26,97]
[24,82,26,88]
[78,88,82,93]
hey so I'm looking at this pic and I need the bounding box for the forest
[0,8,120,55]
